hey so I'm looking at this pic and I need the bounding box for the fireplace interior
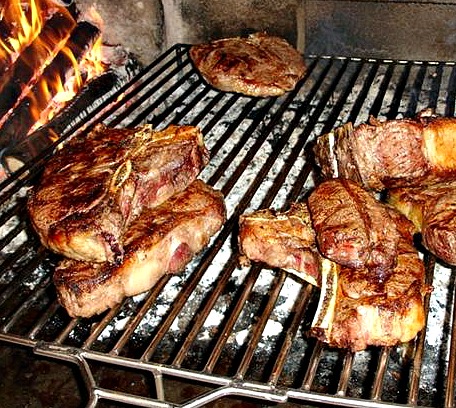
[2,1,456,408]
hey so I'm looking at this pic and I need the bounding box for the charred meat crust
[307,179,401,272]
[387,180,456,265]
[238,203,320,285]
[54,180,226,318]
[239,178,428,351]
[314,109,456,191]
[190,32,306,97]
[28,124,209,263]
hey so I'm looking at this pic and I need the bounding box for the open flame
[30,33,106,132]
[0,0,43,60]
[0,0,106,135]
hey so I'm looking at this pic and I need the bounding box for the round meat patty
[189,32,306,97]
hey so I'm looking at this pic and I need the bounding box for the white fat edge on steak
[283,268,318,287]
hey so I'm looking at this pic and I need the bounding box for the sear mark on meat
[314,109,456,191]
[310,187,429,351]
[54,180,226,318]
[238,203,320,285]
[307,178,402,273]
[388,180,456,266]
[238,178,429,351]
[189,32,306,97]
[27,124,209,264]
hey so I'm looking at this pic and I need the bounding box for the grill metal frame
[0,45,456,407]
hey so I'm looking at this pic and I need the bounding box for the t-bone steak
[54,180,226,318]
[27,124,209,264]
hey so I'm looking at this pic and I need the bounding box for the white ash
[418,261,453,398]
[0,187,31,258]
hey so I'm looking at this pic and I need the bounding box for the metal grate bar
[408,254,437,405]
[319,59,364,133]
[171,257,243,367]
[27,299,61,339]
[0,244,46,308]
[301,339,325,390]
[428,63,444,111]
[444,65,456,116]
[267,282,314,386]
[109,277,171,356]
[206,98,277,185]
[140,228,232,362]
[203,262,263,373]
[371,347,391,400]
[1,273,52,332]
[235,270,288,379]
[346,61,380,124]
[337,351,355,396]
[386,62,412,119]
[1,51,456,407]
[368,63,395,117]
[445,267,456,408]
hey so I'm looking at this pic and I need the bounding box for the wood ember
[2,71,120,170]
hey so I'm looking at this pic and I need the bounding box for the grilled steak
[238,203,320,286]
[189,32,306,97]
[28,124,209,263]
[309,190,428,351]
[388,180,456,265]
[54,180,226,318]
[314,109,456,191]
[236,178,428,350]
[307,178,401,272]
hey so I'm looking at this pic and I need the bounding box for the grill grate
[0,45,456,407]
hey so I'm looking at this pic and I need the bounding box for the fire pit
[1,1,456,408]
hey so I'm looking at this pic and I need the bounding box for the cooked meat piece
[54,180,226,318]
[388,180,456,265]
[28,124,209,263]
[307,178,402,272]
[189,32,306,97]
[311,206,429,351]
[238,203,320,286]
[314,109,456,191]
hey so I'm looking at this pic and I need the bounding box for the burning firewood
[0,21,101,152]
[0,11,76,124]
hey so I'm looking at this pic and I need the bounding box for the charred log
[0,21,101,160]
[1,70,120,173]
[0,11,76,124]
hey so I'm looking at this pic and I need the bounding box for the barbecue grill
[1,45,455,407]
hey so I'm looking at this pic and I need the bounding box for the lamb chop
[28,124,209,264]
[238,203,320,286]
[314,109,456,191]
[54,180,226,318]
[387,180,456,265]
